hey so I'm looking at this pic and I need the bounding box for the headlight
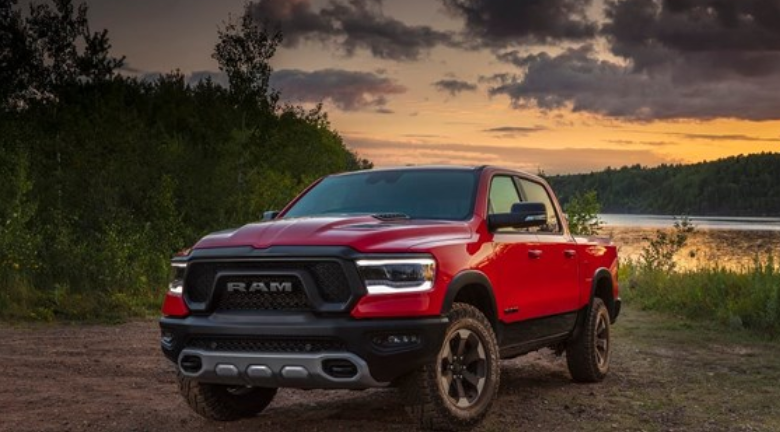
[356,258,436,295]
[169,262,186,295]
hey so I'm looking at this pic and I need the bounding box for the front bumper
[176,349,385,389]
[160,312,448,387]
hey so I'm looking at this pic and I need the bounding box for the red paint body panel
[183,166,619,324]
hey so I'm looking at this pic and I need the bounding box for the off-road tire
[566,297,611,383]
[177,374,277,421]
[400,303,500,431]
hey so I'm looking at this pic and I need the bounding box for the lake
[599,214,780,231]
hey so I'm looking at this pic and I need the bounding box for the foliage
[0,0,124,110]
[622,215,779,339]
[547,153,780,216]
[622,256,780,339]
[213,11,281,109]
[638,216,695,272]
[0,1,371,321]
[563,190,603,236]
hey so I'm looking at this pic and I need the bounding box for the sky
[81,0,780,174]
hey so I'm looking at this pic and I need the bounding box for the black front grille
[187,337,346,353]
[308,262,351,302]
[184,260,353,310]
[214,274,309,311]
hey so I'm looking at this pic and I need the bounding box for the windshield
[283,169,479,221]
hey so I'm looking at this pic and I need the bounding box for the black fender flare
[590,268,615,314]
[440,270,499,331]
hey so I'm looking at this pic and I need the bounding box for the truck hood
[193,216,473,252]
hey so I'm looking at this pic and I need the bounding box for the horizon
[34,0,780,175]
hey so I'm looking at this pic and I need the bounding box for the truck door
[487,175,542,324]
[516,177,579,316]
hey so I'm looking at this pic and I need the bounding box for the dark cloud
[489,0,780,121]
[664,133,778,142]
[433,79,477,96]
[269,68,406,111]
[483,126,546,135]
[248,0,456,61]
[603,0,780,78]
[490,43,780,121]
[606,140,675,147]
[477,73,515,85]
[442,0,597,47]
[248,0,335,46]
[345,136,675,174]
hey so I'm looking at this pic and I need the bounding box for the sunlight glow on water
[599,214,780,231]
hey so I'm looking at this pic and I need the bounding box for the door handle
[528,249,543,259]
[564,249,577,258]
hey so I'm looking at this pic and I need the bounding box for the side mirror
[488,202,547,230]
[262,210,280,221]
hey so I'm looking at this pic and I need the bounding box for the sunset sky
[82,0,780,174]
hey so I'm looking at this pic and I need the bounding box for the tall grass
[621,231,780,338]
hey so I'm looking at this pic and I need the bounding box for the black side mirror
[488,202,547,230]
[262,210,280,221]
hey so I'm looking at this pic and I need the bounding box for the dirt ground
[2,304,779,432]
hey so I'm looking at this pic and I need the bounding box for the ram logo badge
[226,281,293,293]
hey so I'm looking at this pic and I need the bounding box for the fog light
[372,334,420,348]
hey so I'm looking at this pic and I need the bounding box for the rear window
[283,169,479,221]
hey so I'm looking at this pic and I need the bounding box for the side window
[517,179,561,233]
[489,176,521,215]
[488,176,521,233]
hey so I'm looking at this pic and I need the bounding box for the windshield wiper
[371,212,411,221]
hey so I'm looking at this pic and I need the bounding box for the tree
[213,7,282,109]
[0,0,124,110]
[564,190,603,236]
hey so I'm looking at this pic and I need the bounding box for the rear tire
[566,298,611,383]
[400,303,500,431]
[177,374,277,421]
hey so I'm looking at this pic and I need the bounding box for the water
[599,214,780,231]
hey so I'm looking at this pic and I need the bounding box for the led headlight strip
[356,258,436,295]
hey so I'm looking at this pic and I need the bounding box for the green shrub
[563,190,603,236]
[623,256,780,338]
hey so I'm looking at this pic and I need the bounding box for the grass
[620,255,780,339]
[0,271,165,323]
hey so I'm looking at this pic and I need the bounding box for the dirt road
[2,306,779,432]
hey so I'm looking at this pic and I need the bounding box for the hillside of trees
[0,0,370,320]
[547,153,780,216]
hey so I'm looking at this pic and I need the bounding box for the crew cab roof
[328,165,544,183]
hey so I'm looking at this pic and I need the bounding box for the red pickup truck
[160,166,620,430]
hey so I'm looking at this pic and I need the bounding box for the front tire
[178,374,277,421]
[400,303,500,431]
[566,298,611,383]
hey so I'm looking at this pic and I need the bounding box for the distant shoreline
[599,214,780,232]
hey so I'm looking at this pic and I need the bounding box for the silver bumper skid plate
[178,349,387,389]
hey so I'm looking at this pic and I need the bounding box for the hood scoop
[371,213,410,221]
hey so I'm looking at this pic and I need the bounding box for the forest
[0,0,370,320]
[547,152,780,216]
